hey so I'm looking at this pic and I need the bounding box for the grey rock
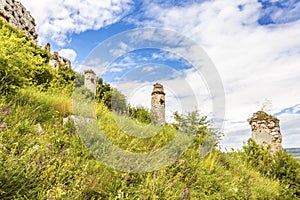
[0,121,6,131]
[0,0,38,43]
[49,51,72,70]
[34,123,44,135]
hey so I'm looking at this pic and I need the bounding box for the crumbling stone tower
[248,111,282,153]
[151,83,165,126]
[84,70,96,95]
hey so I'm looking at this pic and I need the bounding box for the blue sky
[21,0,300,149]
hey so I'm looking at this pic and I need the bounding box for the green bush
[240,139,300,198]
[0,18,50,94]
[128,106,151,124]
[1,17,299,199]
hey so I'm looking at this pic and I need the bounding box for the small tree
[111,89,127,114]
[128,106,151,124]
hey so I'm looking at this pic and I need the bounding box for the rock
[34,123,44,135]
[49,51,71,70]
[63,117,69,125]
[0,0,38,43]
[249,111,282,153]
[0,121,6,131]
[267,121,275,129]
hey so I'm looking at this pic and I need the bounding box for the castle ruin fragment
[84,69,96,95]
[248,111,282,153]
[151,83,165,126]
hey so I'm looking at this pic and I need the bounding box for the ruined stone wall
[0,0,38,43]
[248,111,282,153]
[84,70,96,95]
[49,52,71,70]
[151,83,165,126]
[44,43,72,69]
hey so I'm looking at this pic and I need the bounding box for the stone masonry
[0,0,38,43]
[84,70,96,95]
[44,43,72,69]
[248,111,282,153]
[151,83,165,126]
[49,51,72,70]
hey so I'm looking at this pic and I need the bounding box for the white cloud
[20,0,300,149]
[58,49,77,63]
[263,0,300,24]
[20,0,133,46]
[109,42,130,57]
[130,0,300,149]
[279,113,300,148]
[142,66,157,72]
[109,65,213,126]
[109,67,124,73]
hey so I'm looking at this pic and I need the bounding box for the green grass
[1,89,298,199]
[1,19,299,199]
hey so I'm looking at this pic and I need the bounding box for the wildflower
[33,145,39,150]
[0,106,10,117]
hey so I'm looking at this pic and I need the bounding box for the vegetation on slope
[0,18,299,199]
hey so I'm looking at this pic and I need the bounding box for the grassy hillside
[0,18,299,199]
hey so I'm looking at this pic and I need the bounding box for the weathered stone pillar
[248,111,282,153]
[84,70,96,95]
[44,43,51,52]
[151,83,165,126]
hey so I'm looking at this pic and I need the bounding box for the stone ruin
[44,43,72,70]
[48,51,72,70]
[151,83,165,126]
[84,69,96,95]
[248,111,282,153]
[0,0,72,70]
[0,0,38,43]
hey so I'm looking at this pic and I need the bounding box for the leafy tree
[95,77,112,107]
[95,78,127,113]
[128,106,151,124]
[111,89,127,114]
[172,111,220,156]
[74,73,84,88]
[173,111,210,136]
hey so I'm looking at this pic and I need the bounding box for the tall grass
[19,87,72,117]
[0,89,298,199]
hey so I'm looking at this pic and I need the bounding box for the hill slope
[0,18,299,199]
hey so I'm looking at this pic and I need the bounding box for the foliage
[1,89,299,199]
[172,111,220,152]
[0,18,50,94]
[248,110,279,123]
[74,73,84,88]
[49,66,76,94]
[240,139,300,198]
[0,19,299,199]
[95,77,127,113]
[95,77,112,107]
[111,89,127,114]
[128,106,151,124]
